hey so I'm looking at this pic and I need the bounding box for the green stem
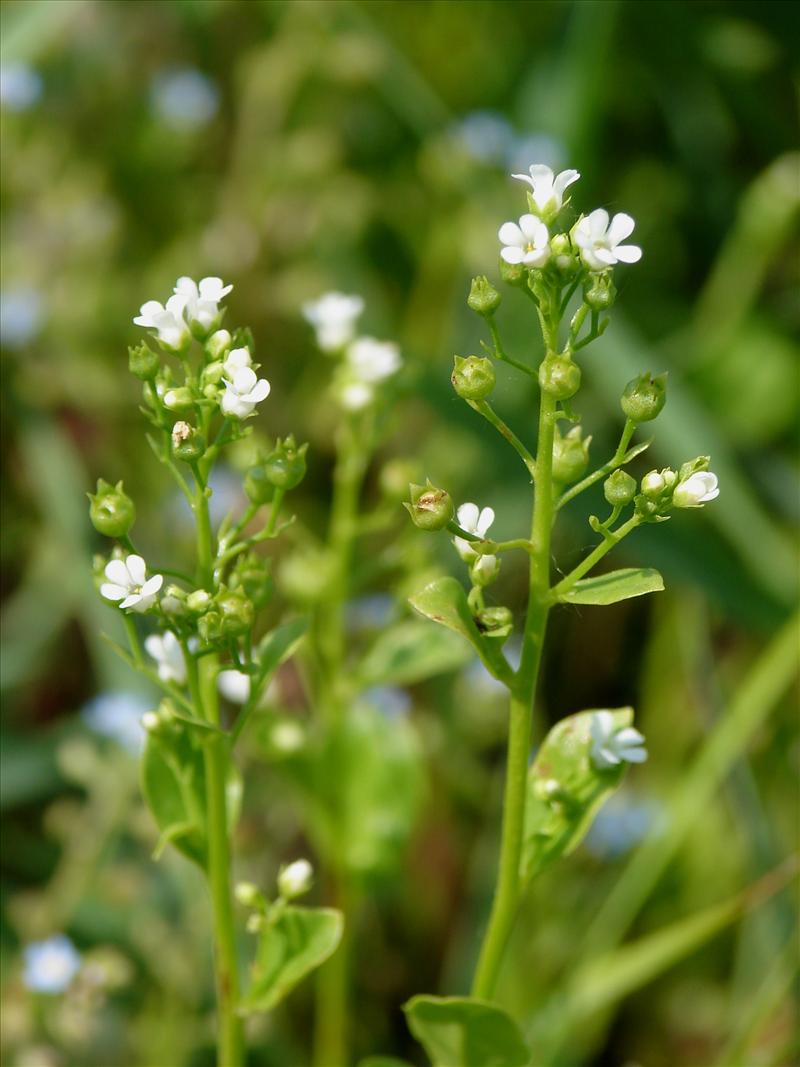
[486,317,536,377]
[194,468,243,1067]
[556,418,637,510]
[471,382,557,999]
[469,400,537,478]
[550,513,641,599]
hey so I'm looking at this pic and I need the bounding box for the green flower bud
[621,372,667,423]
[128,342,159,381]
[205,329,232,360]
[451,355,496,401]
[231,552,273,610]
[499,257,527,288]
[603,469,637,507]
[244,465,274,506]
[234,881,262,909]
[467,275,501,317]
[186,589,213,614]
[171,421,205,461]
[163,386,195,413]
[641,468,677,500]
[470,553,500,588]
[475,605,513,639]
[552,425,591,485]
[88,479,136,538]
[217,589,255,637]
[161,584,187,615]
[202,360,225,386]
[550,233,578,274]
[539,356,581,400]
[262,436,308,491]
[584,272,617,311]
[198,610,223,644]
[405,481,454,531]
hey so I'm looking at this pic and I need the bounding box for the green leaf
[521,708,633,885]
[408,578,514,685]
[404,996,530,1067]
[557,567,664,605]
[140,731,241,868]
[241,905,343,1014]
[255,616,308,681]
[358,619,473,688]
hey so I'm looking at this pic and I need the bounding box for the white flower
[174,275,232,334]
[133,295,190,351]
[339,381,375,411]
[144,631,187,684]
[303,292,364,352]
[277,858,313,900]
[222,346,251,378]
[100,555,163,612]
[23,936,81,994]
[673,471,719,508]
[498,214,550,267]
[590,711,647,770]
[511,163,580,218]
[454,502,495,562]
[217,669,250,704]
[573,209,642,271]
[346,337,402,384]
[220,366,270,419]
[81,691,149,753]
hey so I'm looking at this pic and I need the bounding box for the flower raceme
[101,555,163,612]
[572,209,642,271]
[589,710,648,770]
[511,163,580,221]
[498,214,551,268]
[174,275,233,336]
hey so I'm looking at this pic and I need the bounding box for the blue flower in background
[0,63,42,111]
[81,691,150,754]
[23,936,81,994]
[151,68,219,129]
[0,288,44,348]
[453,110,514,165]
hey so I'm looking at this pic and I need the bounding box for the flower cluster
[303,292,401,410]
[499,164,642,276]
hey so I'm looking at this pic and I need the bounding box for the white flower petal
[613,244,642,264]
[622,746,648,763]
[457,502,480,532]
[607,213,636,245]
[141,574,164,596]
[510,172,535,188]
[126,555,147,586]
[518,214,543,241]
[553,168,580,198]
[232,366,257,393]
[120,593,141,610]
[100,583,127,601]
[477,507,495,536]
[501,246,525,264]
[498,221,524,246]
[104,559,130,586]
[615,727,645,746]
[587,208,609,236]
[246,378,270,403]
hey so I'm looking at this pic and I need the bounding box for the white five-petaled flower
[101,555,163,613]
[454,502,495,562]
[303,292,364,352]
[174,276,233,334]
[590,711,648,770]
[673,471,720,508]
[511,163,580,219]
[133,295,190,351]
[278,858,314,900]
[498,215,551,268]
[144,631,188,685]
[22,936,81,994]
[346,337,401,384]
[222,345,252,378]
[220,366,270,419]
[572,209,642,271]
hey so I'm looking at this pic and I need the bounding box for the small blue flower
[151,68,219,129]
[0,63,43,111]
[81,691,150,754]
[584,791,660,859]
[23,936,81,994]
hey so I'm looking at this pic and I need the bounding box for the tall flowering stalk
[90,279,343,1067]
[404,165,718,1056]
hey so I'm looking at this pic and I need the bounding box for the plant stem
[556,418,636,510]
[471,378,557,999]
[194,471,243,1067]
[550,514,641,599]
[469,400,537,477]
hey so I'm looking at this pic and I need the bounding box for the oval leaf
[241,905,343,1014]
[521,708,634,884]
[404,995,530,1067]
[408,578,514,685]
[358,619,473,688]
[558,567,664,606]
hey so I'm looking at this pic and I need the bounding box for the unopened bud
[552,426,591,485]
[584,273,617,311]
[604,469,637,507]
[405,481,454,532]
[475,605,513,639]
[205,329,232,360]
[171,421,205,461]
[451,355,496,401]
[128,342,160,381]
[467,275,501,317]
[88,479,136,539]
[539,356,581,400]
[217,590,254,636]
[621,372,667,423]
[470,553,500,588]
[186,589,213,613]
[278,859,313,900]
[262,436,308,491]
[234,881,262,908]
[161,584,187,615]
[163,387,194,413]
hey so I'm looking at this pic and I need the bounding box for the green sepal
[557,567,664,605]
[240,905,343,1014]
[140,730,242,868]
[357,619,472,688]
[521,707,632,884]
[404,995,531,1067]
[408,578,515,686]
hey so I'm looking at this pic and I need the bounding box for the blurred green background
[1,1,798,1065]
